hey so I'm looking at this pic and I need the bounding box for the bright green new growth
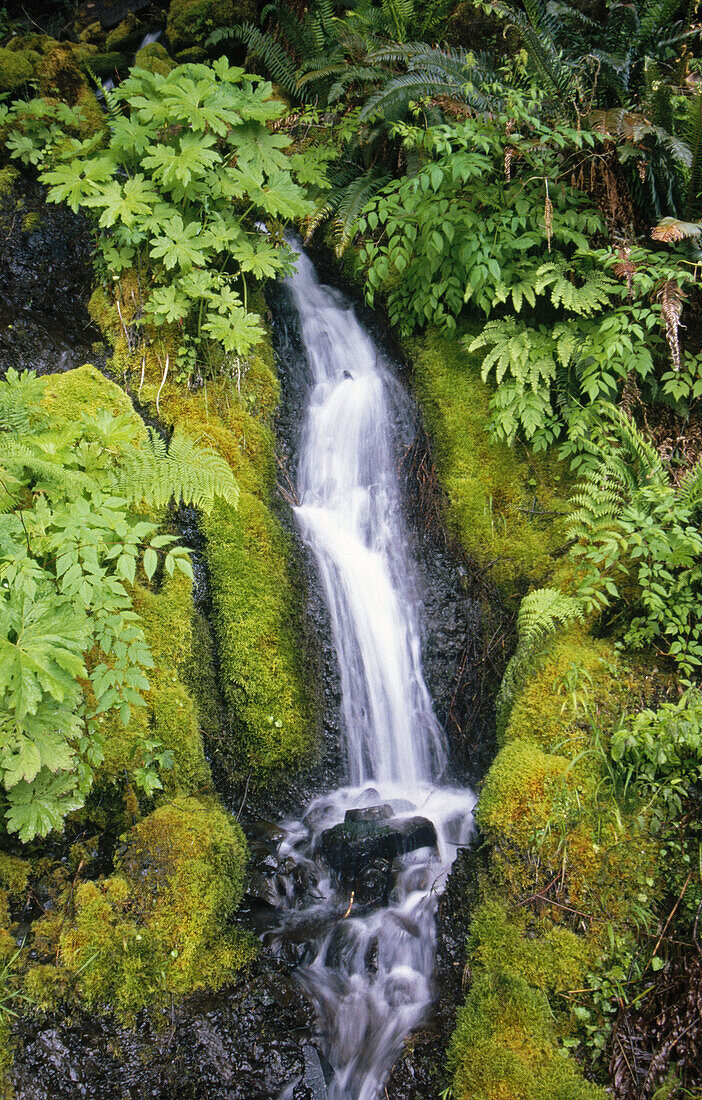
[0,366,237,840]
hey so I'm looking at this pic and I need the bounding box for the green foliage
[0,96,87,167]
[5,60,318,369]
[557,407,702,674]
[358,107,604,330]
[0,366,236,841]
[611,688,702,825]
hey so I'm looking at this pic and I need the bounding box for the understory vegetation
[1,0,702,1097]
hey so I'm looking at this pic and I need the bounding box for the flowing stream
[271,249,476,1100]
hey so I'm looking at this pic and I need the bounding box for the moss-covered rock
[105,14,143,52]
[88,277,314,786]
[80,50,128,81]
[166,0,255,51]
[498,628,624,748]
[407,326,568,598]
[448,973,606,1100]
[135,41,176,76]
[57,796,252,1017]
[0,46,39,92]
[469,899,594,995]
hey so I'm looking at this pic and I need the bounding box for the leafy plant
[534,406,702,675]
[0,368,237,840]
[6,60,319,375]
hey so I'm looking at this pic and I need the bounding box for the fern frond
[0,369,46,434]
[517,586,585,643]
[117,430,239,513]
[235,22,306,99]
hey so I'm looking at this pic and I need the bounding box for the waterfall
[270,248,476,1100]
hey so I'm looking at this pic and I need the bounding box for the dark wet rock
[75,0,152,31]
[344,804,394,824]
[320,816,437,882]
[300,1043,328,1100]
[0,172,99,377]
[11,958,322,1100]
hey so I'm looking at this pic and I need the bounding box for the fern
[496,587,584,731]
[517,587,585,643]
[118,430,239,512]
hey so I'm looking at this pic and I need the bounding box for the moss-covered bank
[406,327,569,600]
[87,278,313,784]
[405,326,666,1100]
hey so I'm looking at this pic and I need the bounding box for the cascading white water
[271,249,476,1100]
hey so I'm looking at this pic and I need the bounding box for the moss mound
[57,797,252,1017]
[0,46,39,92]
[135,42,177,76]
[449,973,605,1100]
[166,0,255,51]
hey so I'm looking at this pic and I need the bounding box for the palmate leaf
[143,132,219,192]
[147,284,192,324]
[42,156,116,213]
[150,215,213,270]
[83,174,160,228]
[1,700,79,789]
[203,307,265,356]
[228,123,292,182]
[160,77,240,134]
[230,237,289,278]
[5,768,86,842]
[0,593,87,720]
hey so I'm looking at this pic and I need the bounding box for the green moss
[132,573,212,793]
[0,167,18,197]
[0,853,29,902]
[105,15,142,52]
[469,899,593,995]
[166,0,255,51]
[0,46,39,92]
[499,628,624,749]
[58,797,252,1017]
[203,493,311,776]
[448,973,606,1100]
[175,46,209,62]
[81,51,128,81]
[40,362,140,426]
[135,42,177,76]
[406,326,568,598]
[478,739,574,846]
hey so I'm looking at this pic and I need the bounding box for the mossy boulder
[81,49,129,80]
[0,46,39,92]
[135,41,176,75]
[498,628,624,749]
[469,898,594,995]
[478,739,576,847]
[58,797,252,1017]
[105,14,143,52]
[448,973,606,1100]
[166,0,255,51]
[41,361,138,423]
